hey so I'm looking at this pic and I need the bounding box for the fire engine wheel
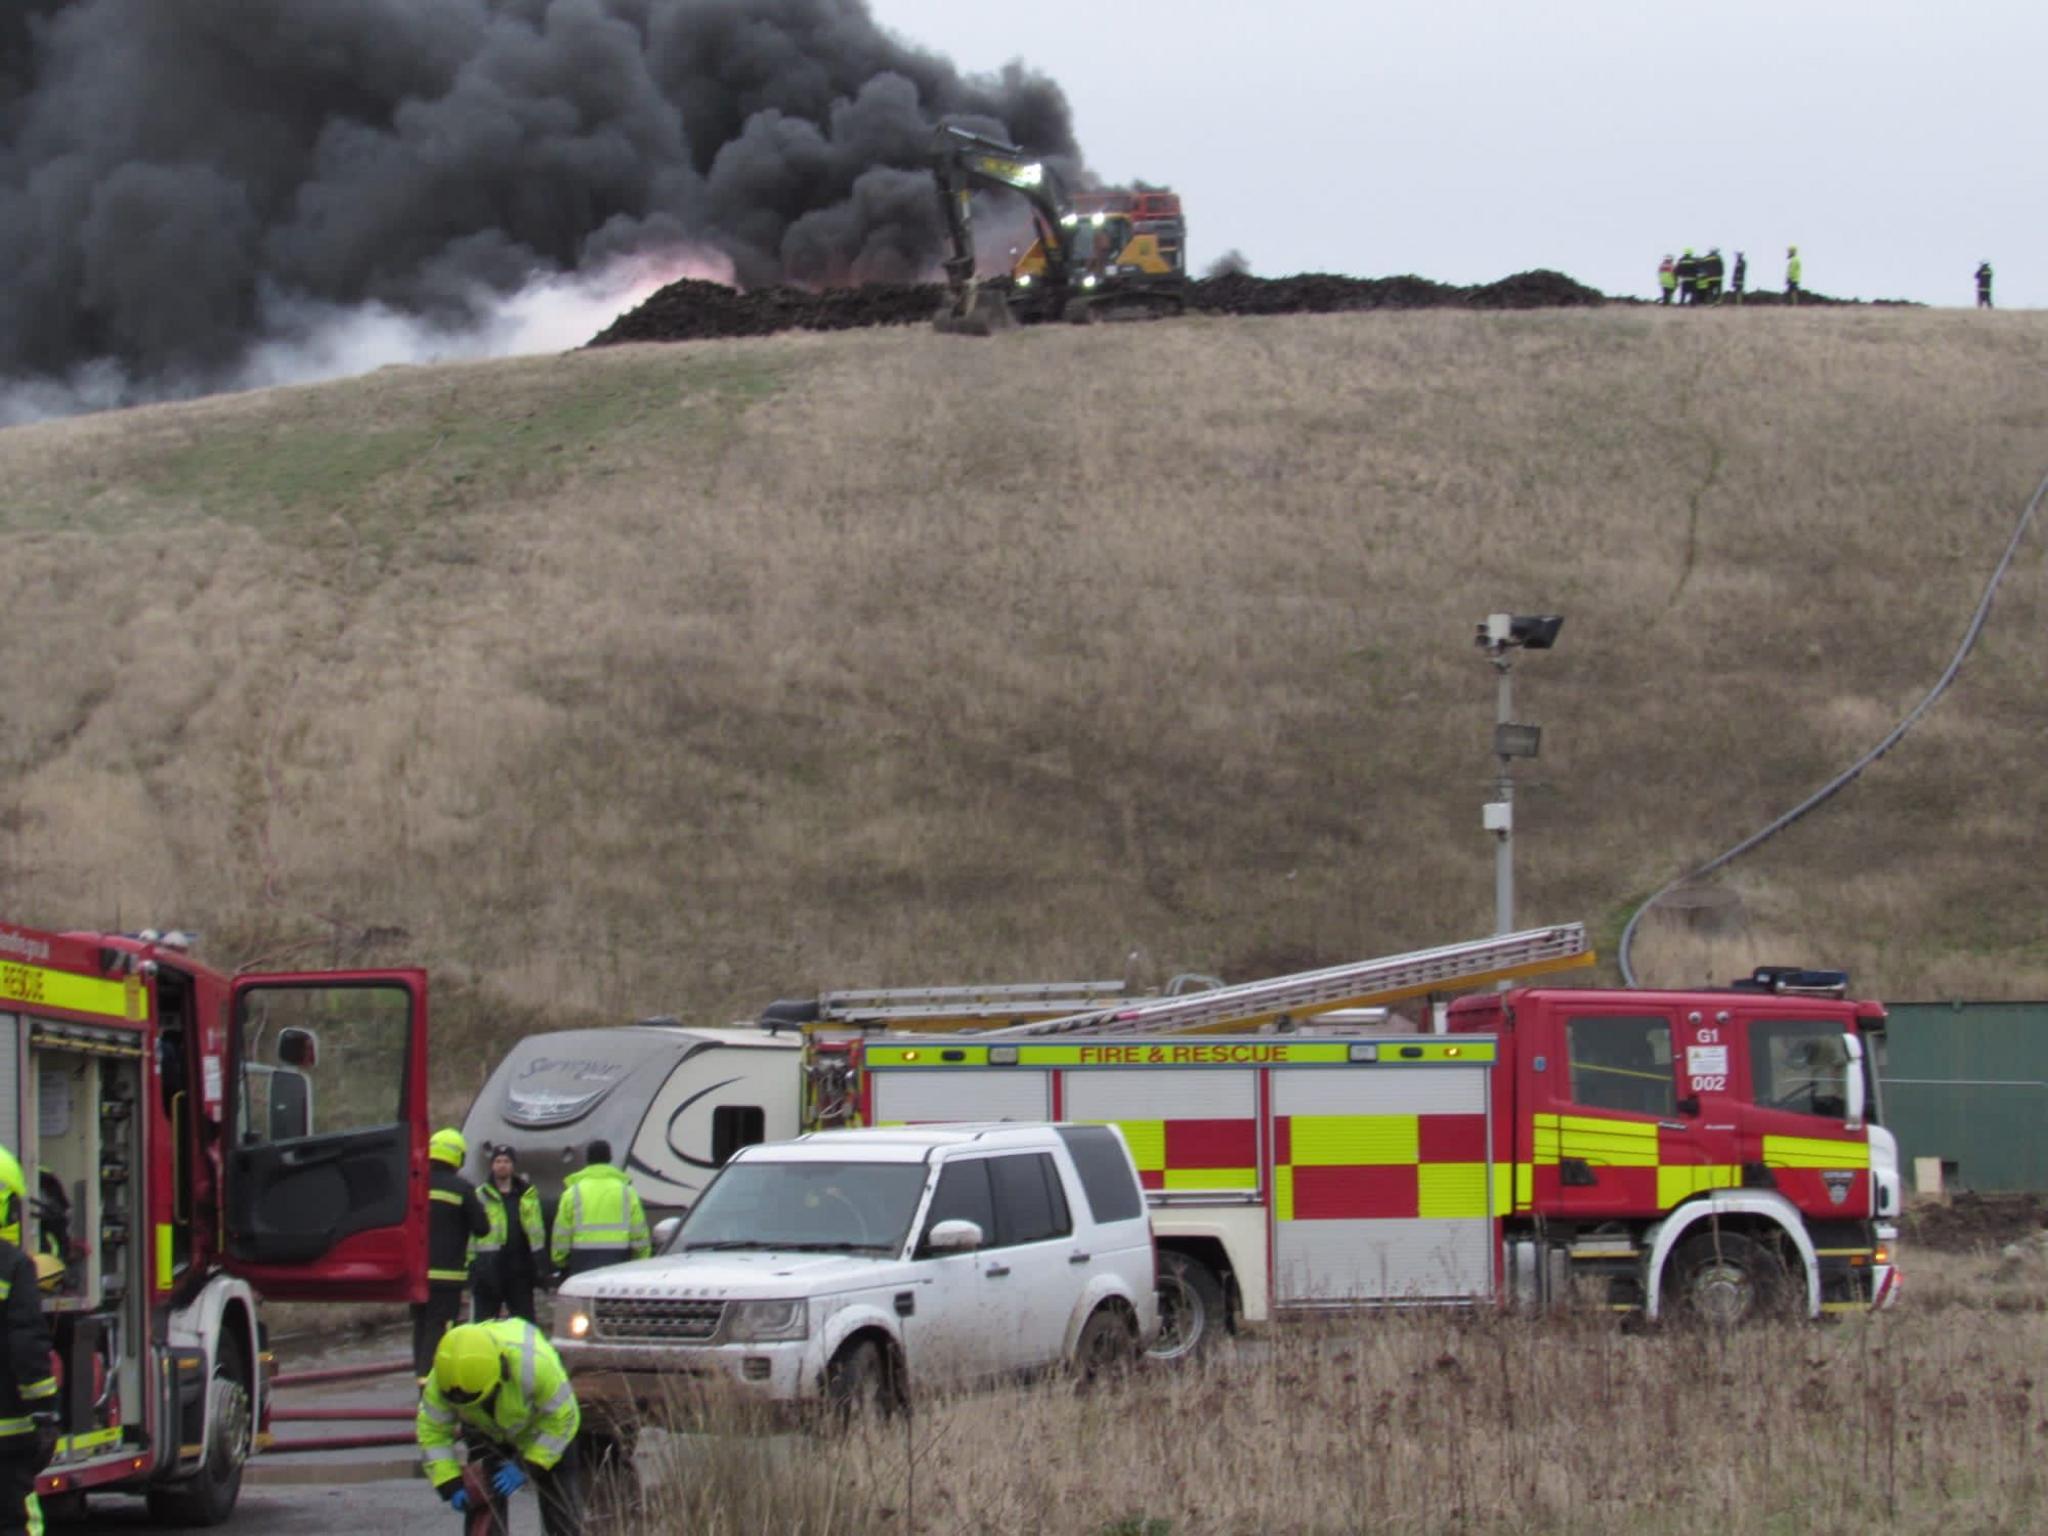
[1669,1231,1792,1327]
[145,1334,251,1526]
[1151,1252,1226,1362]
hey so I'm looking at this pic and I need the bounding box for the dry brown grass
[627,1255,2048,1535]
[1,309,2046,1088]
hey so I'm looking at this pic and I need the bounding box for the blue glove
[448,1487,472,1514]
[491,1463,528,1498]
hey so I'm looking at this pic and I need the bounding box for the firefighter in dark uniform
[415,1128,488,1384]
[0,1149,56,1536]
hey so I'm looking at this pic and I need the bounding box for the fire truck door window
[1749,1021,1851,1119]
[236,985,409,1144]
[1565,1015,1676,1117]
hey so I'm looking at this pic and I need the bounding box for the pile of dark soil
[1188,268,1606,316]
[1900,1191,2048,1253]
[589,278,944,345]
[589,268,1610,348]
[587,267,1890,349]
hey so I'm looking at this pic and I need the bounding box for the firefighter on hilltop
[551,1141,651,1278]
[419,1320,584,1535]
[0,1150,56,1536]
[417,1129,488,1383]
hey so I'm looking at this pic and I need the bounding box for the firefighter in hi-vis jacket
[418,1320,583,1535]
[0,1149,56,1536]
[416,1129,488,1383]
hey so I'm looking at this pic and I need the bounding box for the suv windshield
[671,1160,928,1255]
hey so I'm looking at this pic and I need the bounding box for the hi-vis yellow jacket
[416,1319,579,1489]
[550,1164,651,1268]
[470,1181,546,1270]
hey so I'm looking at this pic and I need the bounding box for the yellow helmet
[431,1324,503,1403]
[428,1129,467,1168]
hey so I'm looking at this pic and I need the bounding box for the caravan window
[711,1105,766,1167]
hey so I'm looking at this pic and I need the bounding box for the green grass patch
[0,350,792,551]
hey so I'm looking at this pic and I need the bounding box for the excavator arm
[931,125,1073,334]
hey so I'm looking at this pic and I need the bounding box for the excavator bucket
[933,287,1017,337]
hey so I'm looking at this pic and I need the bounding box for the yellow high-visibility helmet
[428,1129,467,1168]
[432,1325,503,1403]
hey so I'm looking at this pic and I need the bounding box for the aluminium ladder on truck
[807,980,1131,1029]
[978,925,1592,1039]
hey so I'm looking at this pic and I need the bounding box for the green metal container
[1881,1001,2048,1193]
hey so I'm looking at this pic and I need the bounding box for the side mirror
[925,1219,984,1254]
[1843,1033,1866,1128]
[651,1216,682,1251]
[277,1027,318,1070]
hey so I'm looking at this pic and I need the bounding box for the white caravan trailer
[460,1024,802,1221]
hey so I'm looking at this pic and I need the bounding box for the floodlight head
[1475,613,1565,653]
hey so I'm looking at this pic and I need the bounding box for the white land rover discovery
[554,1123,1156,1431]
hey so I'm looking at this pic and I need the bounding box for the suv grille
[593,1297,726,1342]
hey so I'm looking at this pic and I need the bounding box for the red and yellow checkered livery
[1273,1110,1490,1220]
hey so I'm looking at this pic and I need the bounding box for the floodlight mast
[1474,613,1563,935]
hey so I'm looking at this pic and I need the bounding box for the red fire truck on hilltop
[0,921,429,1523]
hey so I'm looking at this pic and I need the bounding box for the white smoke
[0,246,738,429]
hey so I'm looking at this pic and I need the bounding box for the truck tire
[1152,1252,1226,1361]
[1072,1305,1140,1386]
[145,1334,250,1526]
[1668,1231,1792,1327]
[824,1337,896,1424]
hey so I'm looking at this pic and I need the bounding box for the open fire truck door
[223,970,429,1302]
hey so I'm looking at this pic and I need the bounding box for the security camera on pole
[1474,613,1563,934]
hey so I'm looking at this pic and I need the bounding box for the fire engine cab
[0,921,429,1523]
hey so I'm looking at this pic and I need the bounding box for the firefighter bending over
[550,1141,650,1278]
[0,1151,56,1536]
[419,1321,583,1535]
[417,1129,488,1383]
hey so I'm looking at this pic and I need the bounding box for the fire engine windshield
[672,1160,927,1256]
[1751,1021,1854,1119]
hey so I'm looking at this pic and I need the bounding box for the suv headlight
[564,1309,593,1340]
[726,1299,808,1342]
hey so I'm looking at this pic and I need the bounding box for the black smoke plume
[0,0,1077,405]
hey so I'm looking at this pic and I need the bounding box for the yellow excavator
[932,125,1188,335]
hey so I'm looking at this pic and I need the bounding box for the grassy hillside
[1,307,2045,1099]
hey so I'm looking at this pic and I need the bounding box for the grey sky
[872,0,2038,308]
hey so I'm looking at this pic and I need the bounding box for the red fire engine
[840,941,1900,1351]
[0,920,429,1522]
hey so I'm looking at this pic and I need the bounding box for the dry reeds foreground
[615,1252,2044,1536]
[0,308,2045,1101]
